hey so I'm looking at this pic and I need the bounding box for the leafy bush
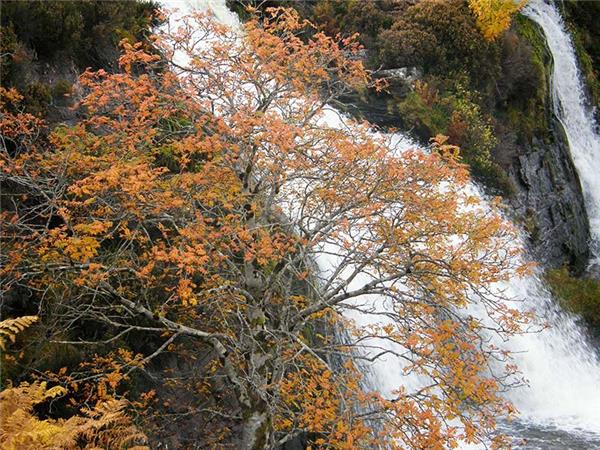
[311,0,393,46]
[468,0,525,41]
[398,0,502,86]
[23,82,52,117]
[450,90,497,171]
[0,25,19,82]
[308,0,502,88]
[1,2,159,122]
[397,84,450,137]
[377,19,442,71]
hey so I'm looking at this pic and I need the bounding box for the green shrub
[397,80,510,186]
[451,91,496,169]
[398,0,501,87]
[311,0,392,46]
[307,0,502,88]
[397,89,450,137]
[1,1,158,72]
[546,267,600,330]
[377,19,442,71]
[0,25,19,82]
[23,82,52,116]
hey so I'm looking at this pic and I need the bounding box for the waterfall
[524,0,600,265]
[162,0,600,447]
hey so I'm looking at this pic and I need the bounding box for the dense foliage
[1,0,157,71]
[396,79,510,191]
[0,6,534,449]
[468,0,526,41]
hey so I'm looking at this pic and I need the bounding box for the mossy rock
[561,0,600,112]
[509,14,552,141]
[546,267,600,333]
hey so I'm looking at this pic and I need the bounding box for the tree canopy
[1,7,533,449]
[468,0,527,41]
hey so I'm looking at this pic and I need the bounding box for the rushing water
[164,0,600,447]
[524,0,600,265]
[510,1,600,446]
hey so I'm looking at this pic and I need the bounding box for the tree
[468,0,527,41]
[1,7,532,449]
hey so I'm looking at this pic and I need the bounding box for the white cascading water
[524,0,600,264]
[165,0,600,447]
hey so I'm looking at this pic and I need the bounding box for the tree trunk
[241,408,270,450]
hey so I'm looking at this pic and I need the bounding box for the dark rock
[375,66,422,84]
[507,119,590,271]
[278,434,309,450]
[337,66,421,128]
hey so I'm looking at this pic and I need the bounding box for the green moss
[568,26,600,112]
[510,15,551,140]
[562,0,600,112]
[514,16,548,80]
[546,267,600,331]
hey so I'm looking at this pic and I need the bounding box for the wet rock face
[508,119,590,271]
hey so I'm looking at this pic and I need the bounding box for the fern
[0,316,147,448]
[0,382,148,449]
[78,399,148,449]
[0,315,38,351]
[0,381,74,449]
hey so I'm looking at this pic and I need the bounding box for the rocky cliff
[508,122,589,270]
